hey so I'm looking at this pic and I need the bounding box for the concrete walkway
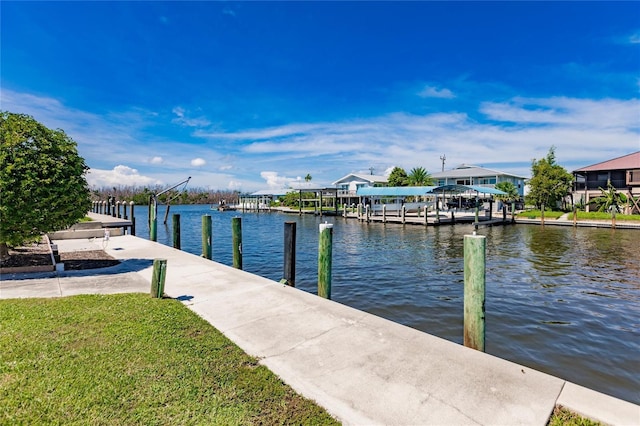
[1,235,638,425]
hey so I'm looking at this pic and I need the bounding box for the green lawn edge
[0,294,339,425]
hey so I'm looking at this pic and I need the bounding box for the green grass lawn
[576,211,640,221]
[0,294,338,425]
[517,210,566,219]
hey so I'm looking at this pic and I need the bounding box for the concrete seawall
[3,235,638,425]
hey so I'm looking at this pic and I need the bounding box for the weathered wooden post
[111,199,116,217]
[511,201,515,223]
[116,201,121,218]
[573,206,577,226]
[365,205,370,222]
[202,215,212,259]
[401,204,406,224]
[283,221,296,286]
[102,200,107,215]
[318,223,333,299]
[464,233,486,352]
[149,197,157,242]
[122,201,128,220]
[424,205,428,226]
[343,204,347,218]
[232,216,242,269]
[382,204,387,223]
[474,198,479,230]
[502,205,507,222]
[540,203,545,226]
[172,214,181,250]
[357,203,362,220]
[436,196,440,224]
[150,258,167,299]
[451,210,455,223]
[612,209,616,229]
[130,201,136,236]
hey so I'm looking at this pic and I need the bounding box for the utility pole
[369,166,375,175]
[440,154,446,172]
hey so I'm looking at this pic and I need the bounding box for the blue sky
[2,1,639,191]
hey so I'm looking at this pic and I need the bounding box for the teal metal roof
[356,185,506,196]
[432,184,507,195]
[357,186,437,196]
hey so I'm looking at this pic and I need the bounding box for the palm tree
[407,167,434,186]
[494,181,519,202]
[592,182,627,213]
[304,174,312,183]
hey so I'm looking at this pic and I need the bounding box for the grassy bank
[0,294,338,425]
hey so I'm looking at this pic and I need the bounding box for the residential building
[332,173,388,206]
[430,164,526,197]
[572,151,640,213]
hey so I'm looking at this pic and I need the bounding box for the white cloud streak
[418,85,456,99]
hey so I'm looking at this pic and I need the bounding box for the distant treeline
[91,186,240,206]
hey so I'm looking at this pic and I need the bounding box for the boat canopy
[356,186,437,197]
[357,185,506,196]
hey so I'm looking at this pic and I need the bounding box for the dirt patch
[0,241,52,268]
[1,241,120,271]
[60,250,120,270]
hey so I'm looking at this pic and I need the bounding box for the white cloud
[260,171,299,189]
[219,165,233,171]
[87,165,162,188]
[191,158,207,167]
[172,106,211,128]
[150,156,164,164]
[628,32,640,44]
[418,85,455,99]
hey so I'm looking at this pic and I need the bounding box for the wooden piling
[172,214,181,250]
[573,206,577,226]
[232,217,242,269]
[284,221,296,286]
[401,205,406,224]
[424,205,428,226]
[365,205,370,222]
[130,202,136,236]
[116,201,121,218]
[612,210,616,229]
[202,215,212,259]
[502,205,507,222]
[474,199,479,230]
[541,203,545,226]
[464,234,486,352]
[318,223,333,299]
[382,204,387,223]
[150,258,167,298]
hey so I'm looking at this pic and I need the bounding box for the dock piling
[464,233,486,352]
[284,221,296,286]
[232,217,242,269]
[150,258,167,298]
[202,215,212,259]
[172,214,181,249]
[318,222,333,299]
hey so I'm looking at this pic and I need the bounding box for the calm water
[134,205,640,404]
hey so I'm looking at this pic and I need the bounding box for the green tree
[304,174,312,182]
[591,182,628,213]
[407,167,434,186]
[494,181,519,202]
[526,147,573,210]
[0,112,91,257]
[387,166,409,187]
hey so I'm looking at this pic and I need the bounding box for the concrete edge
[556,381,640,426]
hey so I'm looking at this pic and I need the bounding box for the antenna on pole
[440,154,446,172]
[369,166,375,175]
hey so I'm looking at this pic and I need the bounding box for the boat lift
[149,176,191,241]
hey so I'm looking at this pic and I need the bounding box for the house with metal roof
[572,151,640,213]
[430,164,526,197]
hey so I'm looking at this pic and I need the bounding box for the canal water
[134,204,639,404]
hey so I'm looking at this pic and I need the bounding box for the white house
[430,164,526,197]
